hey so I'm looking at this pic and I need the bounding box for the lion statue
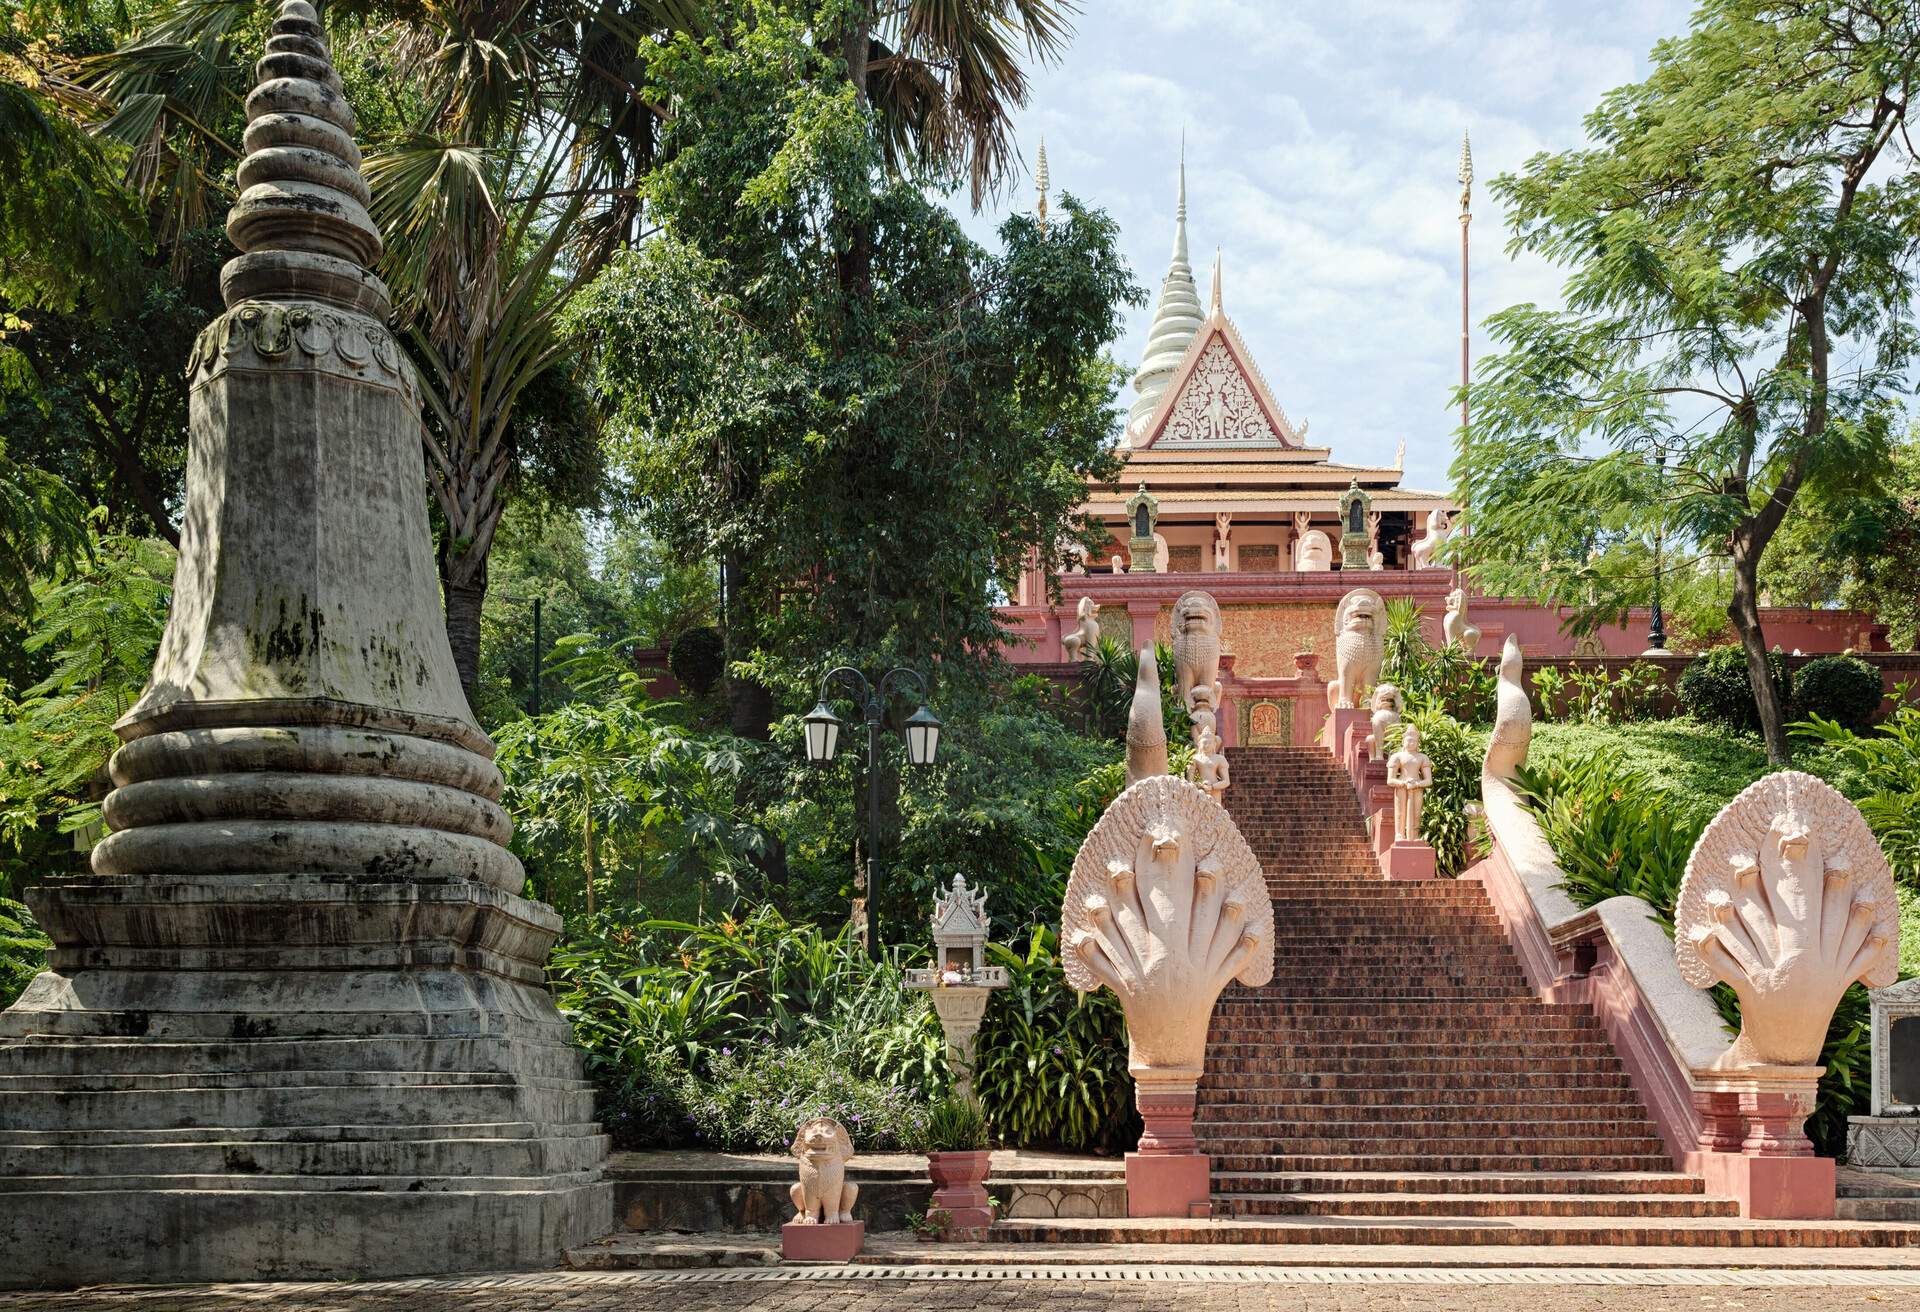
[1327,588,1386,711]
[1060,596,1100,662]
[789,1116,858,1225]
[1442,588,1481,652]
[1171,590,1222,715]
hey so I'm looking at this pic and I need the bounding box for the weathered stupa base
[0,875,613,1287]
[0,0,611,1283]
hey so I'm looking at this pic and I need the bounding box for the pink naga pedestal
[1685,1072,1835,1219]
[1126,1073,1211,1218]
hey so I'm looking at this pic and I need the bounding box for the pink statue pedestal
[1126,1073,1211,1218]
[1684,1069,1834,1219]
[1382,839,1436,882]
[781,1221,865,1262]
[927,1150,995,1229]
[1327,706,1369,761]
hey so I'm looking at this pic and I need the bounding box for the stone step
[0,1119,604,1146]
[0,1168,605,1194]
[986,1217,1920,1247]
[1198,1086,1643,1110]
[1213,1153,1682,1173]
[1210,1171,1707,1196]
[0,1036,590,1080]
[0,1068,597,1094]
[0,1132,611,1178]
[0,1081,595,1132]
[1218,1192,1740,1219]
[1200,1135,1670,1158]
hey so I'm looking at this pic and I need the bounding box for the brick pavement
[4,1270,1920,1311]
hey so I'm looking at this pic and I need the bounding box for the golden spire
[1035,136,1050,225]
[1458,129,1473,218]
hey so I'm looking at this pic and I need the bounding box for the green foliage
[1380,597,1496,724]
[1794,691,1920,887]
[1676,645,1790,736]
[548,906,946,1151]
[1529,667,1566,722]
[669,626,727,699]
[567,6,1140,719]
[0,533,172,872]
[1543,661,1671,726]
[925,1093,991,1152]
[0,894,49,1007]
[1454,1,1920,763]
[971,926,1133,1154]
[1513,751,1708,922]
[1532,719,1776,808]
[494,693,776,919]
[678,1041,930,1153]
[0,445,88,623]
[1791,655,1883,732]
[1388,710,1480,877]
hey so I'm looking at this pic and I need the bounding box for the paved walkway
[5,1268,1920,1311]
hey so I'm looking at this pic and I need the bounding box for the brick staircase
[995,745,1920,1248]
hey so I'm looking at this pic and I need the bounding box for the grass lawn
[1529,717,1920,974]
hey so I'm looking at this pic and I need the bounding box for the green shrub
[1512,751,1707,922]
[973,926,1133,1153]
[1794,688,1920,886]
[925,1093,991,1151]
[1530,667,1567,722]
[680,1041,930,1152]
[667,625,727,698]
[1382,598,1497,724]
[1613,662,1670,721]
[1386,710,1480,876]
[1792,655,1882,731]
[1,896,48,1008]
[1675,644,1789,734]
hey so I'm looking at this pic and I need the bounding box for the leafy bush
[1,896,48,1007]
[925,1093,991,1151]
[1612,661,1670,721]
[679,1041,929,1152]
[1385,709,1480,876]
[1513,751,1707,922]
[1381,598,1497,724]
[668,625,727,698]
[1530,667,1567,722]
[973,926,1134,1154]
[1792,655,1882,731]
[1794,688,1920,887]
[1676,644,1789,734]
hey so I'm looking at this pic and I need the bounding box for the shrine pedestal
[1686,1070,1835,1219]
[1382,839,1437,882]
[781,1221,865,1262]
[1128,1073,1210,1218]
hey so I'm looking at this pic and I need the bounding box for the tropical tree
[0,446,89,623]
[1456,0,1920,762]
[570,2,1134,738]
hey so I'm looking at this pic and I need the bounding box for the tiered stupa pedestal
[0,2,609,1286]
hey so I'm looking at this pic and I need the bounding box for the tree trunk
[722,547,772,739]
[1727,537,1790,764]
[440,543,489,699]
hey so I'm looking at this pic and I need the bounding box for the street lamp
[804,667,942,960]
[1648,446,1669,655]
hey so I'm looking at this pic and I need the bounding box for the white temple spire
[1210,248,1222,313]
[1125,144,1204,445]
[1035,136,1050,225]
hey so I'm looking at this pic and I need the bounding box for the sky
[955,0,1698,497]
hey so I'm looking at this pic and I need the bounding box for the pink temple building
[998,155,1879,745]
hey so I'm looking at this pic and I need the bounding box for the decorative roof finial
[1173,133,1189,264]
[1210,248,1222,314]
[222,0,389,319]
[1458,129,1473,216]
[1035,136,1050,225]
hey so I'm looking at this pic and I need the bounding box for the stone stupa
[0,0,611,1284]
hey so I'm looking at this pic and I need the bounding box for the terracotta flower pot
[926,1149,993,1229]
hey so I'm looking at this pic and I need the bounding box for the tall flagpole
[1459,130,1473,435]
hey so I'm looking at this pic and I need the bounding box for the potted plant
[923,1094,994,1230]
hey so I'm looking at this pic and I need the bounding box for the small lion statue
[1327,588,1386,711]
[1442,588,1481,653]
[789,1116,858,1225]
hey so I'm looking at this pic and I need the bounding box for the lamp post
[803,667,942,960]
[1648,447,1669,655]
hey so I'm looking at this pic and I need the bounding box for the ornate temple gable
[1138,310,1304,451]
